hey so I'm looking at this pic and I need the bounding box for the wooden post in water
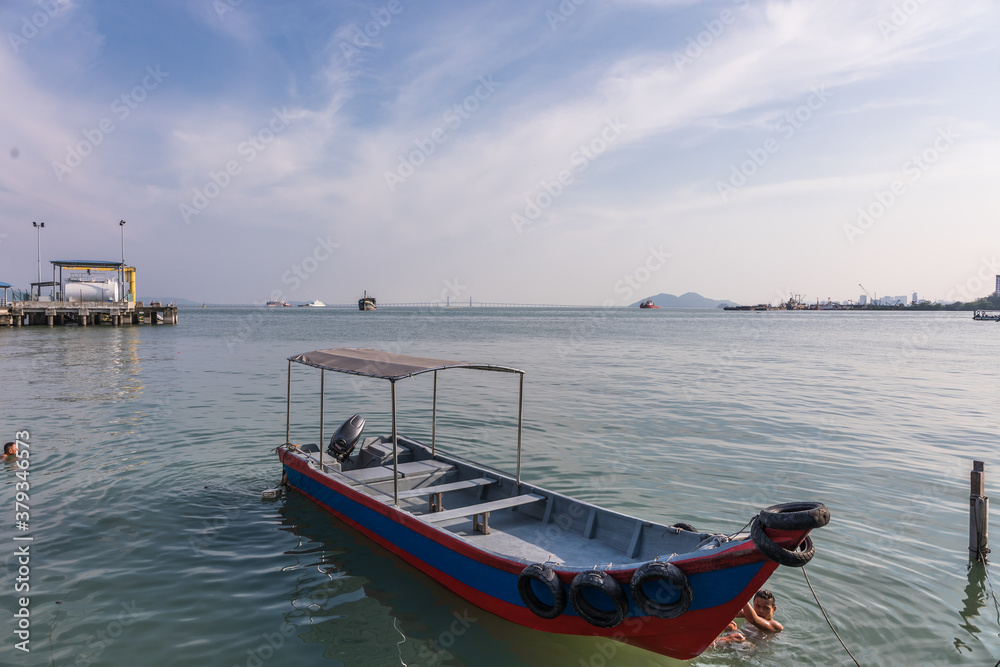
[970,460,990,563]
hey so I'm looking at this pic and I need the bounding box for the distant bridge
[198,302,592,309]
[305,302,585,309]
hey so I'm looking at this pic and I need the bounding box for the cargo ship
[358,291,376,311]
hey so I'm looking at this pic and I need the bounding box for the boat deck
[296,441,709,567]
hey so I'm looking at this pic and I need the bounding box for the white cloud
[0,0,997,303]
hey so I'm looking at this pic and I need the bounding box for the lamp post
[32,221,44,299]
[119,220,126,302]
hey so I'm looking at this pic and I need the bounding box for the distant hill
[630,292,739,308]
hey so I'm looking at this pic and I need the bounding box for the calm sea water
[2,307,999,666]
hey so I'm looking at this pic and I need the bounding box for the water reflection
[271,490,686,666]
[274,494,524,666]
[955,562,1000,654]
[0,326,145,403]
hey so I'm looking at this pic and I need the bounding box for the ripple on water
[4,309,1000,665]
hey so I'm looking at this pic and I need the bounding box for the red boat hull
[278,449,809,659]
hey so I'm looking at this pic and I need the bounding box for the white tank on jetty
[65,277,120,302]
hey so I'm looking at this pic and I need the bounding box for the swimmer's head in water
[3,442,16,456]
[753,589,777,617]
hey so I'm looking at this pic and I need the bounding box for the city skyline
[1,1,998,305]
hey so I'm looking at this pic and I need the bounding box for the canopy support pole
[392,380,398,506]
[516,372,524,487]
[285,360,291,444]
[431,370,438,459]
[319,370,325,469]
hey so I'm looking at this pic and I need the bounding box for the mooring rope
[393,617,408,667]
[802,566,862,667]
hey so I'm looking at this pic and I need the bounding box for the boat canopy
[285,347,527,499]
[288,347,522,381]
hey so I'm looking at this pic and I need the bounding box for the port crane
[859,283,875,305]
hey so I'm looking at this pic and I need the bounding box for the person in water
[2,441,17,458]
[739,589,783,632]
[713,589,783,646]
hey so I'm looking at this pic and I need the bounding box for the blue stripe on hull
[286,465,765,616]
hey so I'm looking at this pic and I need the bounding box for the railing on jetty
[973,310,1000,321]
[1,300,178,327]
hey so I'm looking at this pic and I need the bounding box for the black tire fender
[751,519,815,567]
[568,571,628,628]
[630,561,692,618]
[517,564,566,619]
[757,502,830,531]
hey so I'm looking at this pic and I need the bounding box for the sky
[1,0,998,306]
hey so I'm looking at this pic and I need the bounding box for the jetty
[973,310,1000,321]
[1,260,177,327]
[1,300,177,327]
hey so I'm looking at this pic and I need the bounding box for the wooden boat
[274,348,829,660]
[358,291,376,311]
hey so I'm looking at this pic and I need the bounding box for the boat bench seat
[424,493,546,535]
[343,460,454,485]
[395,477,496,512]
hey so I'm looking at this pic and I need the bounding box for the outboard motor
[328,414,365,462]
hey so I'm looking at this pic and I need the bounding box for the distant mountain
[630,292,739,308]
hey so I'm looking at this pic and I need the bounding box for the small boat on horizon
[299,300,326,307]
[266,299,291,307]
[358,291,376,311]
[639,299,660,309]
[273,348,829,660]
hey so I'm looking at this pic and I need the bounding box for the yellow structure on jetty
[0,260,176,327]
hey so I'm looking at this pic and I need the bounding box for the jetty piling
[970,460,989,563]
[1,300,177,327]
